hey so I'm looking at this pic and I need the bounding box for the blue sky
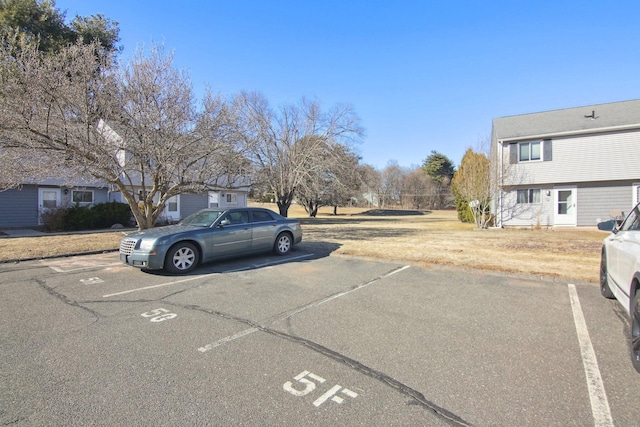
[57,0,640,170]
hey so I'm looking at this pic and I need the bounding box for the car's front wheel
[600,248,615,299]
[274,232,292,256]
[631,289,640,373]
[165,242,199,274]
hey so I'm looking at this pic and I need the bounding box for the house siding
[499,186,554,227]
[500,181,635,227]
[577,182,636,226]
[179,193,208,219]
[0,185,112,228]
[502,130,640,186]
[0,186,39,227]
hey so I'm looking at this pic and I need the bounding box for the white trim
[38,188,61,225]
[553,186,577,226]
[164,195,180,222]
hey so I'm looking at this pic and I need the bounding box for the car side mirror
[597,220,618,233]
[219,218,231,227]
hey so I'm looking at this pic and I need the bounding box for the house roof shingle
[492,99,640,141]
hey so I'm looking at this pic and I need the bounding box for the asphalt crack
[35,278,104,321]
[32,264,471,425]
[182,303,472,427]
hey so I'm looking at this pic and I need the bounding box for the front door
[38,188,61,224]
[554,186,577,226]
[164,195,180,223]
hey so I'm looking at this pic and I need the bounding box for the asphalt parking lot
[1,247,639,426]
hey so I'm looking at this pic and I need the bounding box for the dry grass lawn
[0,203,606,282]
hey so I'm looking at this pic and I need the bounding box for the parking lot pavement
[1,251,639,426]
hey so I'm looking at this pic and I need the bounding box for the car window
[221,211,249,225]
[180,210,223,227]
[251,210,275,223]
[620,207,640,232]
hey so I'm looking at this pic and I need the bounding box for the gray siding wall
[0,186,39,227]
[179,193,208,218]
[502,129,640,186]
[576,182,636,226]
[500,181,635,227]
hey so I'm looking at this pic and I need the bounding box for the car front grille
[119,239,137,255]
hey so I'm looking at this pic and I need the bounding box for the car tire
[165,242,199,274]
[631,289,640,373]
[273,232,292,256]
[600,248,615,299]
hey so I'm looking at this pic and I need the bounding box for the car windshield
[179,210,223,227]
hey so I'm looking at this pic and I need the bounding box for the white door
[38,188,61,224]
[554,186,577,226]
[164,195,180,223]
[208,192,220,208]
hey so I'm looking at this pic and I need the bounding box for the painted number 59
[141,308,177,322]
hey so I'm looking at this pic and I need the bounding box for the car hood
[125,224,205,240]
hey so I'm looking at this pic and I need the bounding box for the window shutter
[543,139,552,161]
[509,143,517,164]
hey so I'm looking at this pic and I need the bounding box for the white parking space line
[567,284,614,427]
[225,254,314,272]
[197,265,411,353]
[198,327,259,352]
[103,274,210,298]
[317,265,411,307]
[102,254,315,298]
[49,263,122,273]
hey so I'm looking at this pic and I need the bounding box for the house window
[517,189,541,204]
[519,141,541,162]
[72,190,93,206]
[226,193,237,206]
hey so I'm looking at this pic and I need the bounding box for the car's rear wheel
[165,242,199,274]
[600,248,615,299]
[274,232,292,255]
[631,289,640,373]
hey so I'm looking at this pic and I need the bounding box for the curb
[0,249,120,264]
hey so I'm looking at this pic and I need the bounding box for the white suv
[600,202,640,373]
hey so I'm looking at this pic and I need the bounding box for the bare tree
[357,164,381,208]
[239,92,363,217]
[0,39,248,229]
[451,148,491,228]
[296,142,361,216]
[402,167,434,210]
[379,161,407,209]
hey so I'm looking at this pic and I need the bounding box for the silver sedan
[119,207,302,274]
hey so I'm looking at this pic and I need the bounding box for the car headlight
[139,240,155,251]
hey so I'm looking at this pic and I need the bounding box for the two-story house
[491,99,640,227]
